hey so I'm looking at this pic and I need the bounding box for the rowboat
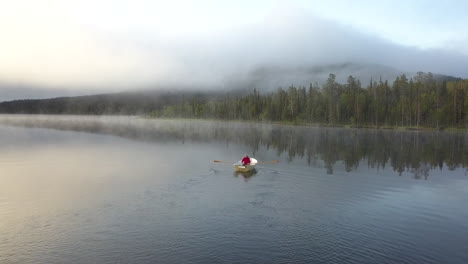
[234,158,257,172]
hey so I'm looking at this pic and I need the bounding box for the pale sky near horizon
[0,0,467,90]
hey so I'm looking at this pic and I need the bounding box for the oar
[214,160,280,163]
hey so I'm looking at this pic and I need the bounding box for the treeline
[0,90,217,115]
[153,72,468,128]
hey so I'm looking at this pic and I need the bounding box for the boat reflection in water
[234,169,258,182]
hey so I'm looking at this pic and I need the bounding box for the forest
[152,72,468,129]
[1,72,467,129]
[0,90,218,116]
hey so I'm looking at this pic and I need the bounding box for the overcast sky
[1,0,467,98]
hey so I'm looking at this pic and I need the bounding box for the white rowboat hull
[233,158,257,172]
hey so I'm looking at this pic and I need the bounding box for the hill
[0,65,462,116]
[0,89,222,115]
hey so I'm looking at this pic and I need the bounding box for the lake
[1,115,467,264]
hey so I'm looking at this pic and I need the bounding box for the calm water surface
[0,115,467,264]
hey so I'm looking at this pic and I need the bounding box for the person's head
[244,154,249,157]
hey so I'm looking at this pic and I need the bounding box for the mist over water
[1,115,468,263]
[0,115,466,178]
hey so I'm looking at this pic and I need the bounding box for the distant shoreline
[0,113,466,132]
[143,115,468,132]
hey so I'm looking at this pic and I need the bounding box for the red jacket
[241,156,251,165]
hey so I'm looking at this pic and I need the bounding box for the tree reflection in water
[1,115,467,179]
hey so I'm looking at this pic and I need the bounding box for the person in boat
[241,154,251,166]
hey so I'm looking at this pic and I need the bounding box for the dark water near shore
[1,115,467,263]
